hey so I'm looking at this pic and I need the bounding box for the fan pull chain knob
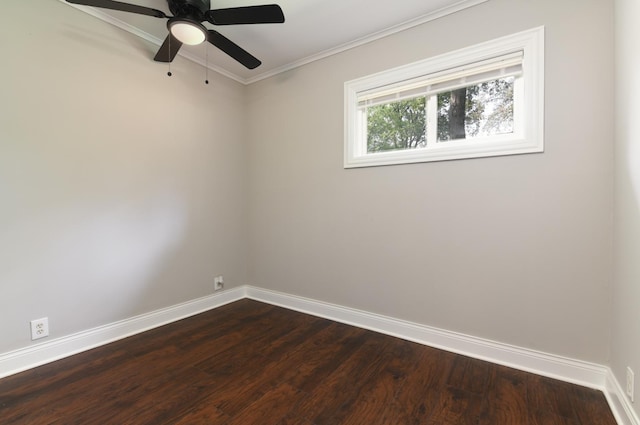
[204,42,209,86]
[167,71,172,77]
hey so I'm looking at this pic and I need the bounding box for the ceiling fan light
[169,19,207,45]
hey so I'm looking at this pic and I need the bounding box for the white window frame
[344,27,545,168]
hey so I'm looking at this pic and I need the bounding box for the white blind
[358,51,523,108]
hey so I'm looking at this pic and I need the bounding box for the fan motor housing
[168,0,211,20]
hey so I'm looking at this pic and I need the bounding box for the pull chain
[205,42,209,85]
[167,35,172,77]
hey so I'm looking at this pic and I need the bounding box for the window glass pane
[366,97,426,153]
[435,76,515,142]
[345,27,543,168]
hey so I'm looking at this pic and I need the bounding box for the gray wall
[0,0,619,373]
[0,1,248,353]
[247,0,614,363]
[612,0,640,417]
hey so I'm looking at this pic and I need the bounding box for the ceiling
[61,0,487,84]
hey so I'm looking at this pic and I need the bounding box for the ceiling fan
[65,0,285,69]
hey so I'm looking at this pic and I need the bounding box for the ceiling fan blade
[205,5,285,25]
[207,30,261,69]
[65,0,166,18]
[153,34,183,62]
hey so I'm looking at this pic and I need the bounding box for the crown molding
[245,0,489,84]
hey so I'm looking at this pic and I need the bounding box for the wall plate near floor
[30,318,49,340]
[214,276,224,291]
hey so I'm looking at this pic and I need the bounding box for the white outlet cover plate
[30,318,49,340]
[214,276,224,290]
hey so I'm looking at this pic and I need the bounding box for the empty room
[0,0,638,424]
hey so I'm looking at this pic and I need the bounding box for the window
[344,27,544,168]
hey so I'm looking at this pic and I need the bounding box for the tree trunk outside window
[449,88,467,140]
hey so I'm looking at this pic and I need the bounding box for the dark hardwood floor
[0,299,617,424]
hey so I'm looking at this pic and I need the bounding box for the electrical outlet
[30,317,49,340]
[627,367,635,402]
[214,275,224,291]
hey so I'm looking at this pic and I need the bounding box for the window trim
[344,27,545,168]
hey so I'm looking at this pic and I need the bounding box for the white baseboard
[245,286,607,388]
[1,284,636,425]
[0,287,245,379]
[246,286,640,425]
[606,368,640,425]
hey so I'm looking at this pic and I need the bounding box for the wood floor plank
[0,299,618,425]
[338,337,455,425]
[169,404,229,425]
[224,383,305,425]
[426,386,485,425]
[280,322,370,392]
[570,385,619,425]
[50,346,209,424]
[447,356,492,395]
[337,359,408,424]
[286,331,394,425]
[476,365,529,425]
[530,409,581,425]
[528,374,580,419]
[204,319,332,417]
[385,348,457,424]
